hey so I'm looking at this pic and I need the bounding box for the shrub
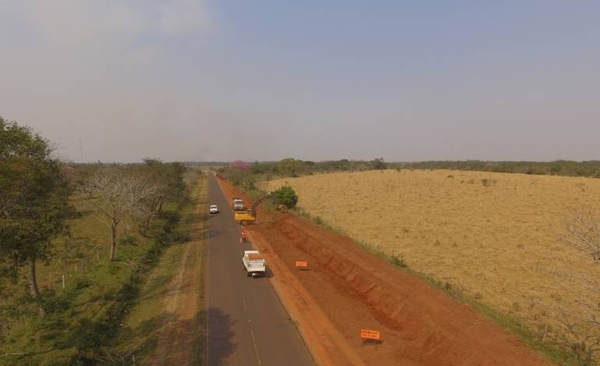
[273,185,298,209]
[481,178,497,187]
[391,254,407,268]
[72,277,92,290]
[119,236,137,246]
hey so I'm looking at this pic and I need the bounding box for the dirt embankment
[217,175,555,366]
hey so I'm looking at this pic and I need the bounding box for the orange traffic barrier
[295,261,308,269]
[360,329,381,341]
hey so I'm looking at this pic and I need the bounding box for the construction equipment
[234,191,274,224]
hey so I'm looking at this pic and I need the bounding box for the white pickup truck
[242,250,266,277]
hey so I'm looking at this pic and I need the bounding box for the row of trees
[224,158,600,180]
[0,117,187,315]
[221,158,388,192]
[78,159,186,261]
[391,160,600,178]
[249,157,388,177]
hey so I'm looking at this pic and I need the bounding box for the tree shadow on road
[203,229,221,239]
[205,307,236,366]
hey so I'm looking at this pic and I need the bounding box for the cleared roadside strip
[213,175,365,365]
[247,229,366,366]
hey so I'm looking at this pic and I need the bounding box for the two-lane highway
[205,172,315,366]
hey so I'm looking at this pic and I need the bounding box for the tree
[560,206,600,261]
[370,158,387,170]
[136,159,186,235]
[273,185,298,209]
[277,158,305,177]
[551,205,600,361]
[229,159,250,170]
[0,117,71,311]
[82,168,160,261]
[134,181,166,237]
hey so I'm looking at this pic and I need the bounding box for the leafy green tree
[0,117,71,310]
[273,185,298,209]
[370,158,387,170]
[137,159,186,235]
[277,158,305,177]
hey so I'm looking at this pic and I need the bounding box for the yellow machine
[234,211,255,222]
[234,191,274,224]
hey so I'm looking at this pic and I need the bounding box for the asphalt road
[205,172,315,366]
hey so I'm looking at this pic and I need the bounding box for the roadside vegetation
[0,117,194,365]
[111,169,206,364]
[222,157,600,181]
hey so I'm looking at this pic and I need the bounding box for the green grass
[110,168,207,364]
[112,243,185,361]
[0,171,200,366]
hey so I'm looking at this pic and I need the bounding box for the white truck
[232,198,244,211]
[242,250,266,277]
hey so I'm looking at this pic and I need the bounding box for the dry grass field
[265,169,600,350]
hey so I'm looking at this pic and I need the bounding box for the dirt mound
[217,176,555,365]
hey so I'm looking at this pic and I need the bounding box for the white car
[209,204,219,214]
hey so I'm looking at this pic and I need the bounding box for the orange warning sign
[295,261,308,269]
[360,329,381,340]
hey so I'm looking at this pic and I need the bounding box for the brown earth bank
[216,175,556,366]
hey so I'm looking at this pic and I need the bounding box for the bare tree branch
[536,262,600,361]
[80,169,160,260]
[560,206,600,260]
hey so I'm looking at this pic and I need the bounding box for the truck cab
[242,250,266,277]
[232,198,244,211]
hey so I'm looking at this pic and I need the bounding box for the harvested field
[265,169,600,353]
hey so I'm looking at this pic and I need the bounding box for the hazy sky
[1,1,599,163]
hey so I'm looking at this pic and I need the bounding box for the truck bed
[242,250,266,277]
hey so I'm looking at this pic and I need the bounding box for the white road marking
[250,329,262,365]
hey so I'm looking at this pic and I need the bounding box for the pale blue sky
[1,1,599,163]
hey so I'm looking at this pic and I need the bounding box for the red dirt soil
[217,176,556,366]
